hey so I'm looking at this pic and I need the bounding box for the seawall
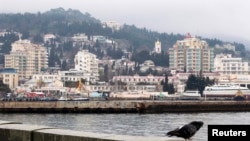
[0,120,180,141]
[1,100,250,113]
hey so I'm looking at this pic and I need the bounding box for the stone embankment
[1,100,250,113]
[0,120,180,141]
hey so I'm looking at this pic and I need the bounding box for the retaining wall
[0,120,180,141]
[1,100,250,113]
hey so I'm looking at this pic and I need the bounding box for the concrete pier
[1,100,250,113]
[0,120,181,141]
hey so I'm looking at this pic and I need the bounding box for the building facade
[169,33,214,72]
[0,68,19,90]
[102,21,123,31]
[214,54,249,75]
[74,50,99,82]
[112,74,164,85]
[4,40,48,79]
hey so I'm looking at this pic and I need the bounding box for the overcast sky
[1,0,250,46]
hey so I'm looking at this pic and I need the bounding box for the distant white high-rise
[74,50,99,82]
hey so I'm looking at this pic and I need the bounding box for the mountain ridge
[0,7,248,59]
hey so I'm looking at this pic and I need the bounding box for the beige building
[169,33,214,72]
[0,68,19,90]
[4,40,48,79]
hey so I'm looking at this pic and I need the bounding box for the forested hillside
[0,7,249,65]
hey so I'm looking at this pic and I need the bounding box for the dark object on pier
[166,121,203,140]
[234,90,245,101]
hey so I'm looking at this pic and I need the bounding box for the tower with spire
[154,39,161,54]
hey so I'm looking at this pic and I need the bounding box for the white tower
[154,39,161,54]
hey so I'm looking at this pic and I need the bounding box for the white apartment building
[74,50,99,82]
[43,34,56,44]
[32,73,59,82]
[215,43,236,51]
[58,69,98,83]
[102,21,123,31]
[71,33,89,47]
[4,40,48,79]
[214,54,249,75]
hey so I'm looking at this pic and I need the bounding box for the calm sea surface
[1,112,250,141]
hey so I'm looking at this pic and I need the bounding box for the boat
[110,90,151,99]
[58,96,68,101]
[57,96,89,101]
[203,84,250,98]
[71,97,89,101]
[180,90,201,100]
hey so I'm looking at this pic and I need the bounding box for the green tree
[48,46,56,67]
[61,60,67,70]
[0,80,11,93]
[0,32,19,54]
[33,34,44,43]
[168,83,175,94]
[162,74,169,92]
[185,74,214,96]
[185,74,198,90]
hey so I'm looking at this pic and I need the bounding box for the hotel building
[4,40,48,79]
[169,33,214,72]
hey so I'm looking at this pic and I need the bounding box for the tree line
[185,73,215,96]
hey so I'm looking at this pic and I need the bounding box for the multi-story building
[43,34,56,45]
[58,69,98,84]
[71,33,89,47]
[102,21,123,31]
[214,54,249,75]
[0,68,19,90]
[169,33,214,72]
[215,43,236,51]
[112,74,165,85]
[74,50,99,82]
[4,40,48,79]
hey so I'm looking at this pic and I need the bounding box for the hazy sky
[0,0,250,45]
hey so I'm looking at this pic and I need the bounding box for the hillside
[0,7,249,64]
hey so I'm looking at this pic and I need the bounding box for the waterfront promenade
[0,120,181,141]
[1,100,250,113]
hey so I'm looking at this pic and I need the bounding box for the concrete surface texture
[0,120,181,141]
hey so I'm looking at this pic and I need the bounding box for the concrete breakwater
[1,100,250,113]
[0,120,180,141]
